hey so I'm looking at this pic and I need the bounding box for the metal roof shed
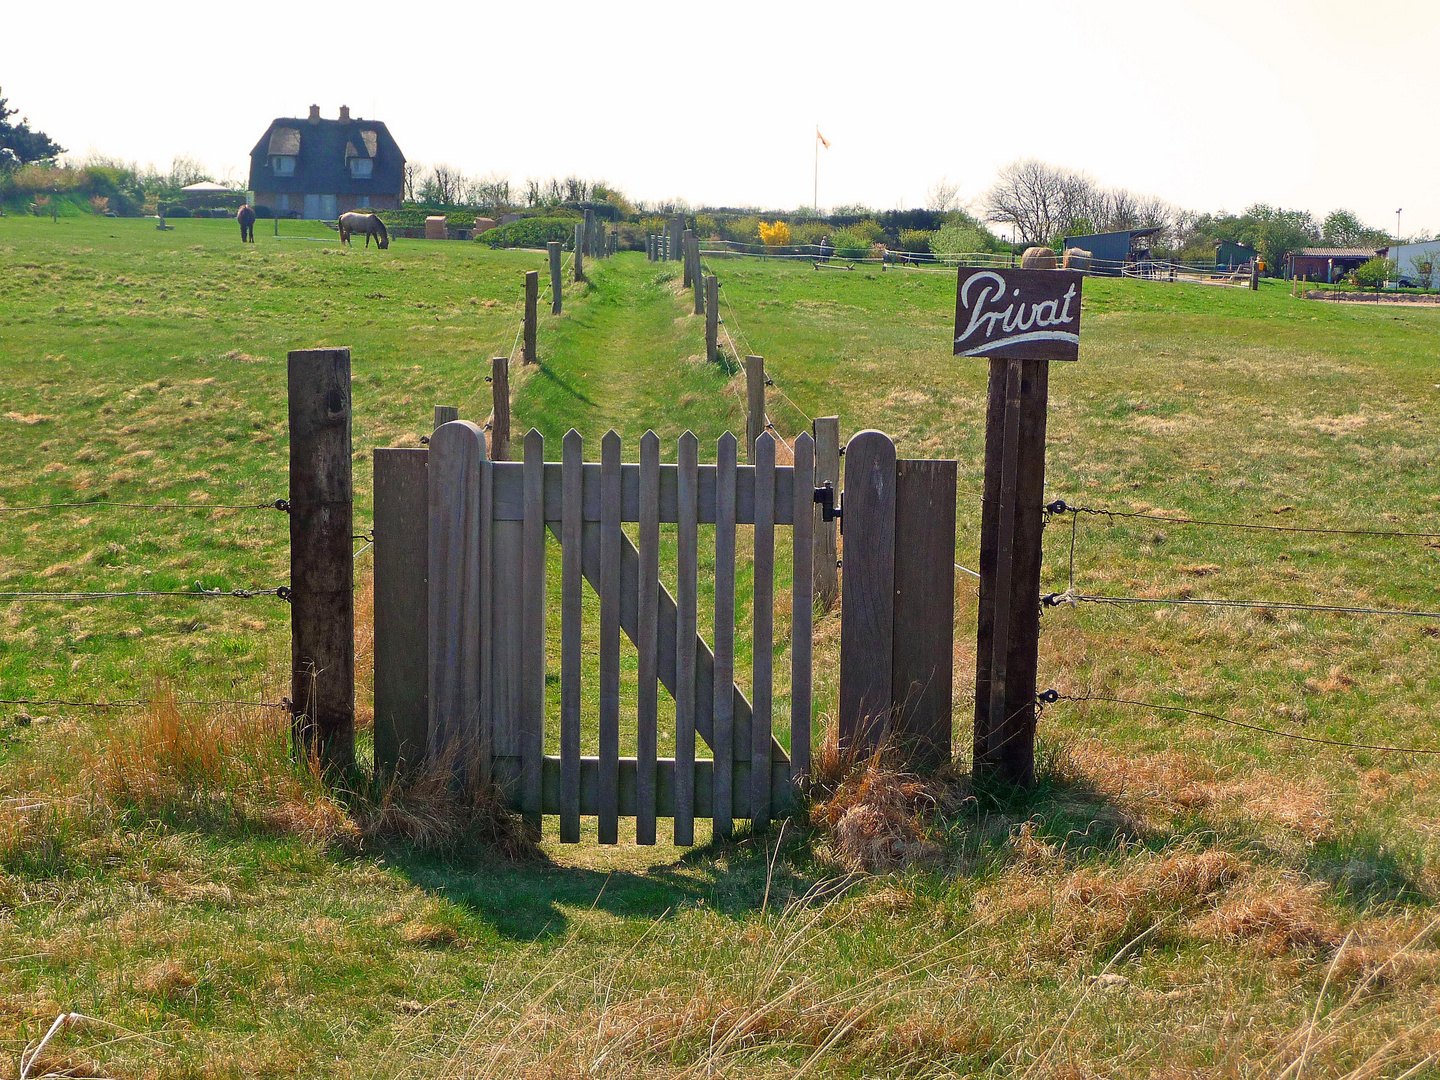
[1062,228,1164,276]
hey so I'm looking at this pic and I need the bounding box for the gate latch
[814,483,840,525]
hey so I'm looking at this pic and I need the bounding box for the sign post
[956,267,1081,788]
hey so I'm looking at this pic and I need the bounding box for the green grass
[1,215,1439,1078]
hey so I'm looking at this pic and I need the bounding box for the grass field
[1,215,1439,1078]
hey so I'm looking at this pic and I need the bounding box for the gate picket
[521,429,545,828]
[559,430,583,842]
[636,431,661,845]
[790,432,815,784]
[712,432,737,839]
[599,431,622,844]
[674,431,699,846]
[752,432,776,831]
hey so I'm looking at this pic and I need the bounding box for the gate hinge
[814,483,840,526]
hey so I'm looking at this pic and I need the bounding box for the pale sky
[8,0,1440,233]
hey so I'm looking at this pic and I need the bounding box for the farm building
[1285,247,1375,283]
[1380,239,1440,288]
[1214,241,1257,271]
[1061,228,1164,276]
[247,105,405,220]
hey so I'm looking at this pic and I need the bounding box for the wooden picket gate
[373,423,814,845]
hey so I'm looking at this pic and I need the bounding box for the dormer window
[349,158,373,179]
[271,155,296,176]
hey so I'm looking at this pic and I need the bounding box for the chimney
[308,104,321,123]
[339,105,350,124]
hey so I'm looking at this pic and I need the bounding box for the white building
[1382,240,1440,288]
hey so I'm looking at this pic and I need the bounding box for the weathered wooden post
[523,270,538,364]
[811,416,840,609]
[670,215,685,261]
[691,235,704,315]
[682,229,694,288]
[287,347,354,770]
[434,405,459,427]
[744,355,766,463]
[548,242,562,314]
[705,275,719,362]
[960,266,1082,788]
[491,357,510,461]
[573,222,585,282]
[584,209,595,257]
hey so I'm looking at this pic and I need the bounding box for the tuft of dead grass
[1189,878,1340,955]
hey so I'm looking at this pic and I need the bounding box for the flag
[816,127,831,149]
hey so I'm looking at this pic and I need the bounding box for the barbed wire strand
[0,500,287,514]
[1059,592,1440,620]
[1,697,287,711]
[0,587,288,603]
[1056,692,1440,756]
[1051,501,1440,540]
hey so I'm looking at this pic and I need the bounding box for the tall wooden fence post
[491,356,511,461]
[523,270,538,364]
[288,347,355,770]
[584,209,595,258]
[960,266,1082,789]
[548,242,562,314]
[682,229,694,288]
[811,416,840,609]
[574,223,585,282]
[691,234,704,315]
[744,355,766,463]
[434,405,458,427]
[374,439,429,776]
[705,275,719,362]
[670,215,684,261]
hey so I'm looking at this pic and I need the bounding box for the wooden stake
[705,275,719,363]
[573,223,585,282]
[548,242,562,314]
[287,348,355,770]
[491,357,510,461]
[744,355,766,464]
[691,235,704,315]
[683,229,694,288]
[523,270,538,364]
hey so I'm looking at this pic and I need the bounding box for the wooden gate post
[523,271,538,364]
[705,275,719,362]
[811,416,840,609]
[573,222,585,282]
[682,229,694,288]
[490,356,511,461]
[584,209,595,258]
[670,215,684,261]
[548,242,562,314]
[959,266,1081,789]
[287,347,354,770]
[744,355,766,463]
[374,444,428,776]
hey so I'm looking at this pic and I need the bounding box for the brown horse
[236,204,256,243]
[338,211,389,249]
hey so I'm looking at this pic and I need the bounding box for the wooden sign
[953,267,1082,361]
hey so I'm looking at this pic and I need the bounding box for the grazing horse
[236,204,256,243]
[338,211,389,249]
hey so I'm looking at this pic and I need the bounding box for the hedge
[479,217,580,249]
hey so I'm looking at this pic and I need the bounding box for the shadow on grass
[387,825,822,942]
[532,360,598,408]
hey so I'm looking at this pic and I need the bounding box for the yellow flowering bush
[757,220,791,247]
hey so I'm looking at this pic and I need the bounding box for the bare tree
[925,176,961,213]
[523,177,542,208]
[983,159,1090,245]
[469,171,511,212]
[422,163,466,206]
[402,160,422,202]
[166,153,212,188]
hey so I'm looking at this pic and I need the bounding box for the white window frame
[349,158,373,179]
[272,155,296,176]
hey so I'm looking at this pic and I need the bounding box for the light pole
[1396,208,1403,247]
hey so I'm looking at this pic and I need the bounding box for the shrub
[254,205,275,219]
[1353,256,1396,290]
[898,229,933,254]
[790,221,830,247]
[829,227,875,259]
[930,223,998,257]
[719,215,761,244]
[480,216,579,249]
[758,220,791,247]
[163,204,190,218]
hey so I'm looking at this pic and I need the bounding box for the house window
[357,196,370,208]
[349,158,373,179]
[277,193,291,215]
[272,155,296,176]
